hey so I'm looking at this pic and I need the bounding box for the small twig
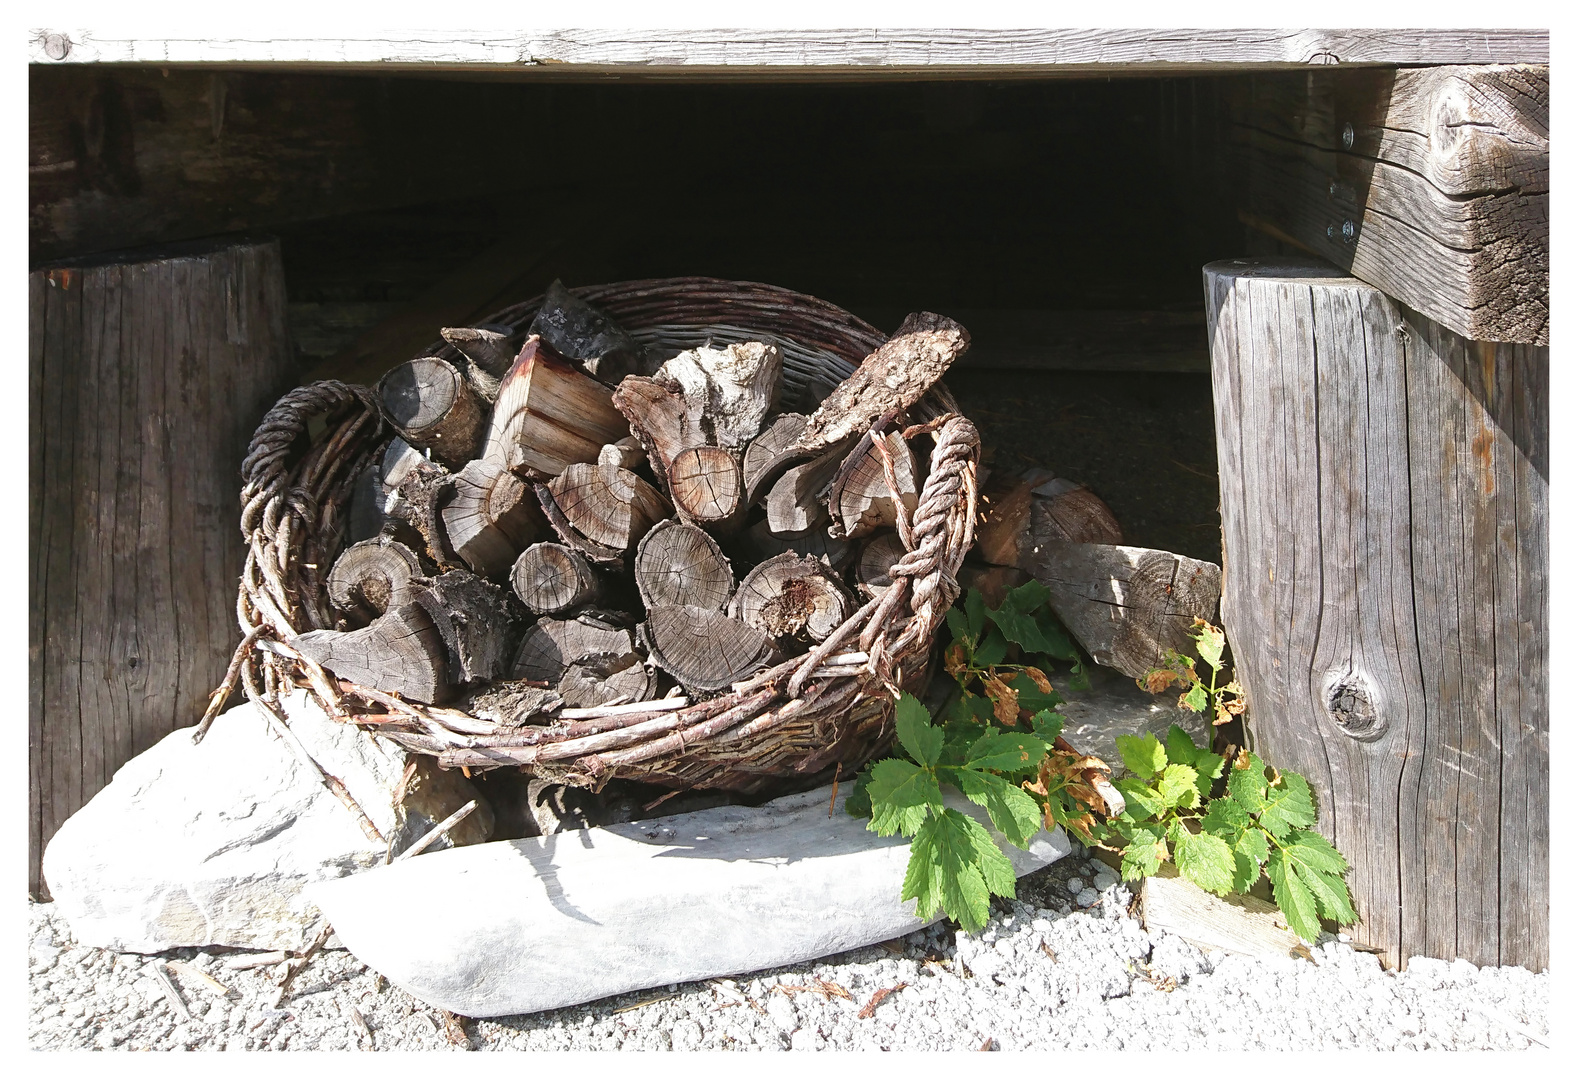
[164,959,236,999]
[226,951,289,971]
[856,982,908,1019]
[642,789,684,812]
[558,697,689,720]
[152,964,191,1021]
[612,993,677,1014]
[275,919,335,999]
[252,692,384,843]
[393,800,478,862]
[194,625,268,743]
[390,759,419,809]
[345,1002,374,1047]
[828,762,842,818]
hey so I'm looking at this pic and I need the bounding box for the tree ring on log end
[1323,669,1386,741]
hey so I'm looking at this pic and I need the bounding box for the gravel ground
[28,852,1549,1052]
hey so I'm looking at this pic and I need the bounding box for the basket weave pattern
[216,279,980,794]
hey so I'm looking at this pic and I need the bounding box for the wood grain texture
[28,237,298,899]
[1141,864,1306,962]
[31,29,1548,73]
[1228,66,1548,344]
[1205,258,1547,972]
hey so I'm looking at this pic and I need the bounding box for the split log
[387,458,459,569]
[598,436,646,476]
[346,462,385,544]
[511,543,604,615]
[327,538,426,623]
[829,430,919,540]
[409,571,524,685]
[668,446,745,530]
[743,518,854,573]
[440,325,517,402]
[855,532,909,597]
[380,438,425,506]
[378,356,487,470]
[464,682,564,729]
[764,445,846,535]
[527,279,646,386]
[1141,864,1305,962]
[547,462,670,553]
[1022,542,1222,680]
[742,413,811,505]
[511,612,642,685]
[292,603,449,704]
[976,472,1123,568]
[534,483,626,571]
[610,376,690,487]
[440,458,544,579]
[485,335,630,479]
[634,519,734,611]
[654,341,782,450]
[639,606,778,692]
[729,553,853,645]
[795,312,970,454]
[556,654,660,709]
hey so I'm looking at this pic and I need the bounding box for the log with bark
[511,543,605,615]
[609,376,690,488]
[510,611,658,708]
[378,356,487,470]
[327,538,427,624]
[763,445,847,536]
[440,324,517,402]
[742,413,811,505]
[527,279,646,386]
[654,341,782,450]
[639,606,779,692]
[976,470,1123,568]
[386,457,459,569]
[855,532,909,598]
[829,429,919,540]
[485,335,631,479]
[441,458,544,579]
[464,682,564,728]
[408,570,525,685]
[729,553,853,645]
[634,519,735,611]
[292,603,450,705]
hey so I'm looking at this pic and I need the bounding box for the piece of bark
[829,430,919,540]
[511,612,641,685]
[556,654,659,709]
[485,335,630,480]
[387,457,460,569]
[1023,541,1222,679]
[327,538,426,623]
[511,543,604,615]
[346,462,385,544]
[292,602,449,704]
[634,519,735,612]
[534,483,626,571]
[855,532,909,598]
[977,473,1123,568]
[667,445,745,531]
[639,606,778,692]
[378,356,487,470]
[794,312,970,454]
[440,458,544,579]
[654,341,782,450]
[547,462,671,553]
[464,681,564,729]
[742,413,811,505]
[764,445,846,535]
[441,325,518,402]
[409,570,525,686]
[610,376,690,488]
[729,553,854,645]
[527,279,646,386]
[743,517,855,573]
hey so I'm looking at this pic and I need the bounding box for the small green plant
[1139,618,1246,729]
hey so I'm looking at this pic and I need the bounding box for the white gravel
[28,852,1549,1051]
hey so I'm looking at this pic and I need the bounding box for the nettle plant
[847,586,1358,943]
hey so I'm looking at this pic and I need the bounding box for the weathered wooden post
[29,237,299,897]
[1204,258,1547,971]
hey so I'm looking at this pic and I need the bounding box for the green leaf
[964,731,1049,775]
[985,580,1059,655]
[971,628,1009,669]
[901,820,945,921]
[1174,829,1236,896]
[843,773,873,818]
[1113,777,1164,820]
[1267,847,1323,942]
[946,692,996,726]
[1165,724,1201,765]
[1227,754,1269,814]
[1155,763,1202,809]
[958,811,1018,898]
[1030,610,1078,660]
[923,807,1008,932]
[894,693,943,767]
[1297,864,1357,925]
[1008,671,1063,714]
[1118,823,1168,881]
[1030,710,1065,743]
[947,768,1042,848]
[1281,828,1348,876]
[1066,660,1092,692]
[1192,621,1227,672]
[1235,827,1270,871]
[1259,771,1317,838]
[997,578,1051,615]
[866,759,941,837]
[1115,733,1167,779]
[964,589,988,640]
[1200,796,1250,838]
[938,719,984,767]
[945,607,972,649]
[1279,830,1355,924]
[1181,682,1209,712]
[1230,849,1261,894]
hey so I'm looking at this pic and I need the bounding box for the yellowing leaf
[1024,666,1053,694]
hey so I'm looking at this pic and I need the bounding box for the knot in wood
[1323,670,1386,741]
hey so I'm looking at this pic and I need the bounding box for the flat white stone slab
[311,784,1070,1017]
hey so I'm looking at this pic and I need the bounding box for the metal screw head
[1327,224,1337,239]
[43,33,71,60]
[1341,123,1355,150]
[1342,220,1357,241]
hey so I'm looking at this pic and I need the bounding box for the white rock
[310,785,1071,1018]
[41,689,485,953]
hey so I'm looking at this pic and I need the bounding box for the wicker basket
[212,278,980,795]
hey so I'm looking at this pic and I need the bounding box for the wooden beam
[31,29,1548,76]
[1228,65,1548,345]
[857,308,1208,372]
[1205,258,1547,972]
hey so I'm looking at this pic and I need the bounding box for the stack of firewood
[293,282,971,726]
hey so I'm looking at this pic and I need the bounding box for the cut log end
[511,543,603,615]
[640,606,778,692]
[548,462,671,552]
[730,552,854,644]
[327,538,426,623]
[668,445,744,528]
[378,356,486,469]
[634,518,734,611]
[292,602,449,705]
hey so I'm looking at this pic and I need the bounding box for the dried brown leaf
[857,983,909,1019]
[1024,666,1052,694]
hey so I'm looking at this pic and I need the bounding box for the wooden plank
[28,239,299,899]
[1140,864,1306,962]
[1204,258,1548,972]
[855,309,1208,372]
[1227,66,1548,345]
[30,29,1548,74]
